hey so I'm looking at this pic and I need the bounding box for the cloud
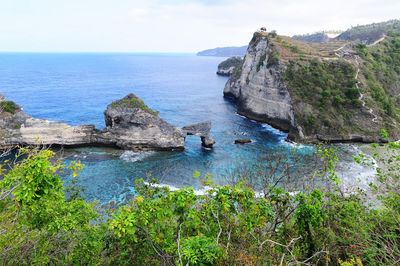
[0,0,399,52]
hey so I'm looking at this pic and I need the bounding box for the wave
[120,151,155,162]
[334,144,377,194]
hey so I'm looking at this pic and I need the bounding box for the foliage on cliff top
[269,34,347,60]
[110,93,159,116]
[0,100,18,115]
[217,56,243,70]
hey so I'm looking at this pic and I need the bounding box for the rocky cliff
[224,29,400,143]
[224,33,299,137]
[0,103,97,149]
[216,56,243,76]
[0,93,214,150]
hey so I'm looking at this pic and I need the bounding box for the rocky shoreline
[0,93,215,151]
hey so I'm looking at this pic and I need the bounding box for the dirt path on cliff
[354,56,378,123]
[333,38,386,123]
[367,35,386,47]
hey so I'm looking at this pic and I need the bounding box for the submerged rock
[234,139,252,144]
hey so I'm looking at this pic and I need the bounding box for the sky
[0,0,399,53]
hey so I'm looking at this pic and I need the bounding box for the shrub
[345,87,360,100]
[266,54,279,68]
[0,100,18,114]
[1,144,400,264]
[269,30,277,38]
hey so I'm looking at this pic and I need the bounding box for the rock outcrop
[0,93,215,150]
[99,94,186,150]
[216,57,243,76]
[182,121,215,148]
[224,33,300,137]
[0,102,97,149]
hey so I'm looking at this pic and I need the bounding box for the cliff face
[224,31,399,142]
[0,107,96,149]
[224,33,300,136]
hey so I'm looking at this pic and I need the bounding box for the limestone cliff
[0,104,96,149]
[224,33,300,137]
[224,30,400,143]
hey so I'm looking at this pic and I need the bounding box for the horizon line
[0,51,198,54]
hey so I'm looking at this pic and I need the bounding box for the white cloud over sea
[0,0,399,52]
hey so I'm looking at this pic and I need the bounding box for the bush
[269,30,277,38]
[266,54,279,68]
[345,87,360,100]
[1,144,399,264]
[0,100,18,114]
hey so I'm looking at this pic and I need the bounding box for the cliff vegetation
[0,100,18,115]
[110,93,159,116]
[216,56,243,76]
[284,59,359,135]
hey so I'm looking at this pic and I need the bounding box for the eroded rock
[0,93,215,150]
[182,121,215,148]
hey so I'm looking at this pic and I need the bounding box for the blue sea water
[0,53,368,203]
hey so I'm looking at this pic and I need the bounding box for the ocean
[0,53,375,203]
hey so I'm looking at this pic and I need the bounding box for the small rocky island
[0,93,215,150]
[216,56,243,76]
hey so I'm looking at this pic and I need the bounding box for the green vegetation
[217,56,242,70]
[284,59,359,135]
[274,36,303,53]
[256,52,266,71]
[337,19,400,43]
[111,94,159,116]
[0,143,399,264]
[0,100,18,114]
[267,53,279,68]
[269,30,277,38]
[230,63,243,80]
[356,35,400,118]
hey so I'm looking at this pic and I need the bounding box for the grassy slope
[267,30,400,140]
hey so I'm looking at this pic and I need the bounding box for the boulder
[234,139,252,144]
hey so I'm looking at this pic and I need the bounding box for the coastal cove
[0,53,374,203]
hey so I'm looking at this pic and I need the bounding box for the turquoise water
[0,53,321,203]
